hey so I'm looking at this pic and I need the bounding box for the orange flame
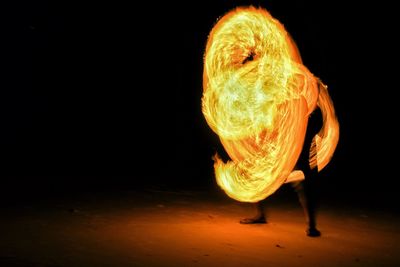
[202,7,339,202]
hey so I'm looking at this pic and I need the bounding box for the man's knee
[291,181,304,194]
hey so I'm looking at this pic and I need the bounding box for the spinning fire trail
[202,7,339,203]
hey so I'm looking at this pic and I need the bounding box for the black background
[1,1,398,206]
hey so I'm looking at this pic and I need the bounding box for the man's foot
[306,227,321,237]
[240,216,267,224]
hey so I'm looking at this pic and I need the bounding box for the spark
[202,7,339,202]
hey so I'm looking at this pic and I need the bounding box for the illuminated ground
[1,188,399,267]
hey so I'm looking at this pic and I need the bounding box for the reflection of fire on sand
[2,190,399,267]
[202,6,339,235]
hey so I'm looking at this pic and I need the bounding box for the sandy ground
[1,188,400,267]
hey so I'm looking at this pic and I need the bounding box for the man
[240,99,323,238]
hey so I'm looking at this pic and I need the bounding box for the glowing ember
[202,7,339,202]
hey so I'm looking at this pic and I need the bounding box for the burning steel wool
[202,7,339,202]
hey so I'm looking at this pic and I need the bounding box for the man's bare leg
[292,180,321,237]
[240,201,267,224]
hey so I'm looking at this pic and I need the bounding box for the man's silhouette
[240,101,323,237]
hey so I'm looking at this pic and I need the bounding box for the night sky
[1,1,398,206]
